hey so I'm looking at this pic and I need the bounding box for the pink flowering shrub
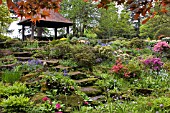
[111,59,137,78]
[153,41,170,53]
[143,57,164,73]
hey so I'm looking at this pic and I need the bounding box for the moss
[56,94,84,107]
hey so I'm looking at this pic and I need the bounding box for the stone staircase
[0,47,106,105]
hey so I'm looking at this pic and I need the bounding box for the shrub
[0,82,28,97]
[0,95,33,112]
[128,38,146,48]
[72,45,96,69]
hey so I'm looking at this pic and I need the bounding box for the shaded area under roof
[18,11,73,28]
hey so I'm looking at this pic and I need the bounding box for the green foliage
[154,26,170,39]
[2,69,22,84]
[72,45,96,68]
[0,95,33,112]
[94,45,113,59]
[49,42,72,59]
[128,38,146,48]
[94,4,135,39]
[0,82,28,97]
[43,72,77,95]
[59,59,78,67]
[0,3,13,35]
[0,34,11,42]
[140,15,170,39]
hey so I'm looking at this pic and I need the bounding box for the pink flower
[42,97,49,101]
[84,101,89,105]
[56,103,61,109]
[56,112,62,113]
[153,41,170,52]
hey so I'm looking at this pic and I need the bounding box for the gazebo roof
[18,11,73,28]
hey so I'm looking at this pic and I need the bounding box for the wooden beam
[66,26,69,34]
[31,23,34,40]
[22,25,25,41]
[54,28,57,40]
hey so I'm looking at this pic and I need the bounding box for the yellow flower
[60,38,67,41]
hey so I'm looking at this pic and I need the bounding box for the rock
[40,60,59,66]
[21,73,38,82]
[15,57,34,61]
[74,77,98,86]
[68,71,87,80]
[0,49,13,57]
[80,86,102,96]
[13,52,33,57]
[53,65,72,71]
[0,63,17,70]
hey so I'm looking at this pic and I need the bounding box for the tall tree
[1,0,170,25]
[60,0,99,36]
[0,1,13,35]
[94,3,135,38]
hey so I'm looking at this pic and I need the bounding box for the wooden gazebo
[18,11,73,41]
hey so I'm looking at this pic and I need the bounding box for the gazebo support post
[22,25,25,41]
[66,26,69,34]
[31,23,34,40]
[54,28,57,40]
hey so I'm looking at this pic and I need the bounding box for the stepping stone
[40,60,59,66]
[53,65,72,71]
[90,95,106,101]
[13,52,33,57]
[0,63,17,70]
[68,71,87,80]
[16,57,34,61]
[21,73,38,82]
[21,48,43,51]
[74,77,98,86]
[80,86,102,96]
[0,49,13,57]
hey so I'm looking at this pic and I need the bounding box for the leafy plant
[2,69,22,84]
[0,82,28,97]
[0,95,33,112]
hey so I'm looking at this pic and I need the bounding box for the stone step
[90,95,106,105]
[13,52,33,57]
[0,49,13,57]
[40,60,59,66]
[74,77,98,87]
[21,48,43,52]
[67,71,87,80]
[0,63,17,70]
[80,86,102,96]
[15,57,34,61]
[53,65,72,71]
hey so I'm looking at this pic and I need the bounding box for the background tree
[60,0,99,37]
[140,5,170,39]
[0,1,13,35]
[94,3,135,39]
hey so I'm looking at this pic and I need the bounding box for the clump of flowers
[111,59,132,78]
[153,41,170,53]
[143,57,164,72]
[40,96,64,113]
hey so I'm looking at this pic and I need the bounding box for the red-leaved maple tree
[0,0,170,23]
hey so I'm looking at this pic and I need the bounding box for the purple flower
[143,57,164,71]
[160,104,164,108]
[63,69,68,76]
